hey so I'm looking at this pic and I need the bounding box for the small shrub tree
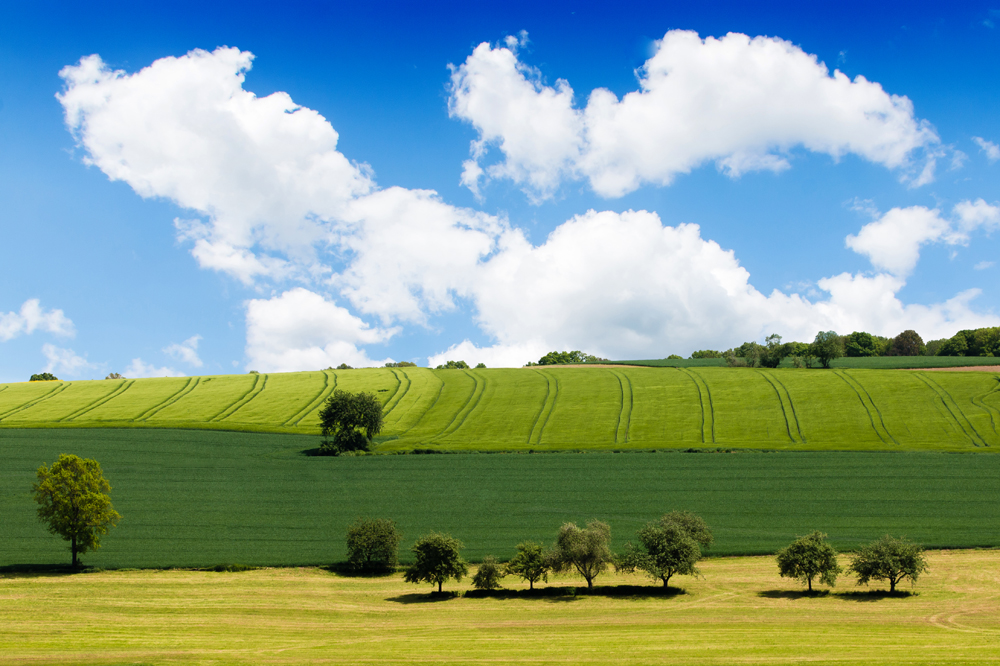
[403,532,468,592]
[105,372,125,380]
[505,541,550,590]
[549,520,613,589]
[32,454,121,567]
[435,360,470,369]
[29,372,58,381]
[474,362,486,368]
[471,556,505,590]
[346,517,401,573]
[775,531,841,592]
[849,535,928,593]
[690,350,722,359]
[318,390,384,455]
[810,331,844,368]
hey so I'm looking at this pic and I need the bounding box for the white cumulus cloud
[0,299,75,341]
[244,287,397,372]
[164,335,203,367]
[450,30,940,199]
[973,136,1000,163]
[42,344,95,376]
[125,358,185,378]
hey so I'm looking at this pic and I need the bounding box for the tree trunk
[529,579,533,590]
[890,576,896,593]
[587,577,593,589]
[71,536,78,567]
[807,577,812,592]
[663,575,671,588]
[438,580,442,593]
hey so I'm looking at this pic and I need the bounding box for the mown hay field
[2,428,1000,567]
[2,549,999,664]
[1,366,998,451]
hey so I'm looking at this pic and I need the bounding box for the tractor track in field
[381,369,408,420]
[609,369,633,445]
[756,370,805,444]
[209,373,262,421]
[61,379,134,422]
[397,372,446,437]
[914,373,990,447]
[678,368,715,444]
[135,377,200,421]
[972,380,1000,436]
[216,374,269,422]
[0,382,71,422]
[527,370,558,447]
[432,370,488,441]
[284,371,337,427]
[834,371,897,445]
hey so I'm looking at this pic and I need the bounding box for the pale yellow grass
[1,550,999,665]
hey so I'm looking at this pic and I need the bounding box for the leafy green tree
[318,390,384,455]
[888,330,926,356]
[403,532,468,592]
[549,520,613,589]
[843,332,881,357]
[666,354,683,360]
[474,362,487,369]
[660,510,714,548]
[690,350,722,359]
[505,541,550,590]
[775,531,841,592]
[435,360,470,369]
[105,372,125,380]
[618,521,700,588]
[810,331,844,368]
[29,372,58,381]
[759,334,789,368]
[346,517,401,573]
[336,363,353,370]
[471,556,505,590]
[32,454,121,567]
[384,361,417,367]
[849,535,928,593]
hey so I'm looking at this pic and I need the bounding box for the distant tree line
[346,515,927,596]
[524,350,610,366]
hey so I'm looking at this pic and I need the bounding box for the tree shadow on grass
[0,564,90,578]
[322,562,397,578]
[388,585,688,603]
[834,589,918,602]
[758,589,833,600]
[386,591,462,604]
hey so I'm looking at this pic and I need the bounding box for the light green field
[2,366,998,450]
[1,549,997,664]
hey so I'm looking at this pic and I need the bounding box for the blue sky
[1,1,998,381]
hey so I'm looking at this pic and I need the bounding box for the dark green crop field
[2,366,999,451]
[3,428,999,568]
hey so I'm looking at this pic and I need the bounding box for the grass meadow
[2,549,999,664]
[2,428,1000,568]
[1,366,998,451]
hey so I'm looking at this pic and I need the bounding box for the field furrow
[383,369,443,435]
[279,371,335,427]
[208,373,261,421]
[136,377,200,421]
[526,370,557,447]
[381,369,409,419]
[913,373,990,447]
[0,382,71,422]
[972,382,1000,436]
[757,370,803,444]
[433,370,488,441]
[679,368,715,444]
[61,379,134,421]
[609,369,633,445]
[834,371,896,445]
[216,374,269,422]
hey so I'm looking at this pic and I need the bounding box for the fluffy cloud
[846,200,1000,276]
[164,335,203,367]
[42,344,95,376]
[244,288,396,372]
[450,30,940,199]
[58,48,374,285]
[125,358,184,378]
[973,136,1000,163]
[0,299,75,341]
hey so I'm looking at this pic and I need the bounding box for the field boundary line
[286,371,338,427]
[971,378,1000,436]
[207,374,261,421]
[609,369,633,445]
[62,380,134,422]
[679,368,715,444]
[216,374,269,422]
[136,377,200,421]
[756,371,804,444]
[432,370,487,441]
[0,382,72,422]
[381,369,408,420]
[834,371,896,445]
[913,373,989,447]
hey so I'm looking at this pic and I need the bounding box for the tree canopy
[810,331,844,368]
[937,327,1000,357]
[403,532,468,592]
[533,351,608,366]
[318,390,384,455]
[346,517,401,573]
[471,555,505,590]
[549,520,613,588]
[435,360,469,369]
[888,330,925,357]
[849,535,928,593]
[775,531,841,592]
[29,372,58,381]
[505,541,550,590]
[32,454,121,567]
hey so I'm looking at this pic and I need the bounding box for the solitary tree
[505,541,550,590]
[318,390,384,454]
[346,517,402,573]
[471,556,505,590]
[617,512,712,588]
[105,372,125,380]
[849,535,928,593]
[810,331,844,368]
[32,454,121,567]
[29,372,58,381]
[776,531,842,592]
[549,520,613,589]
[403,532,468,592]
